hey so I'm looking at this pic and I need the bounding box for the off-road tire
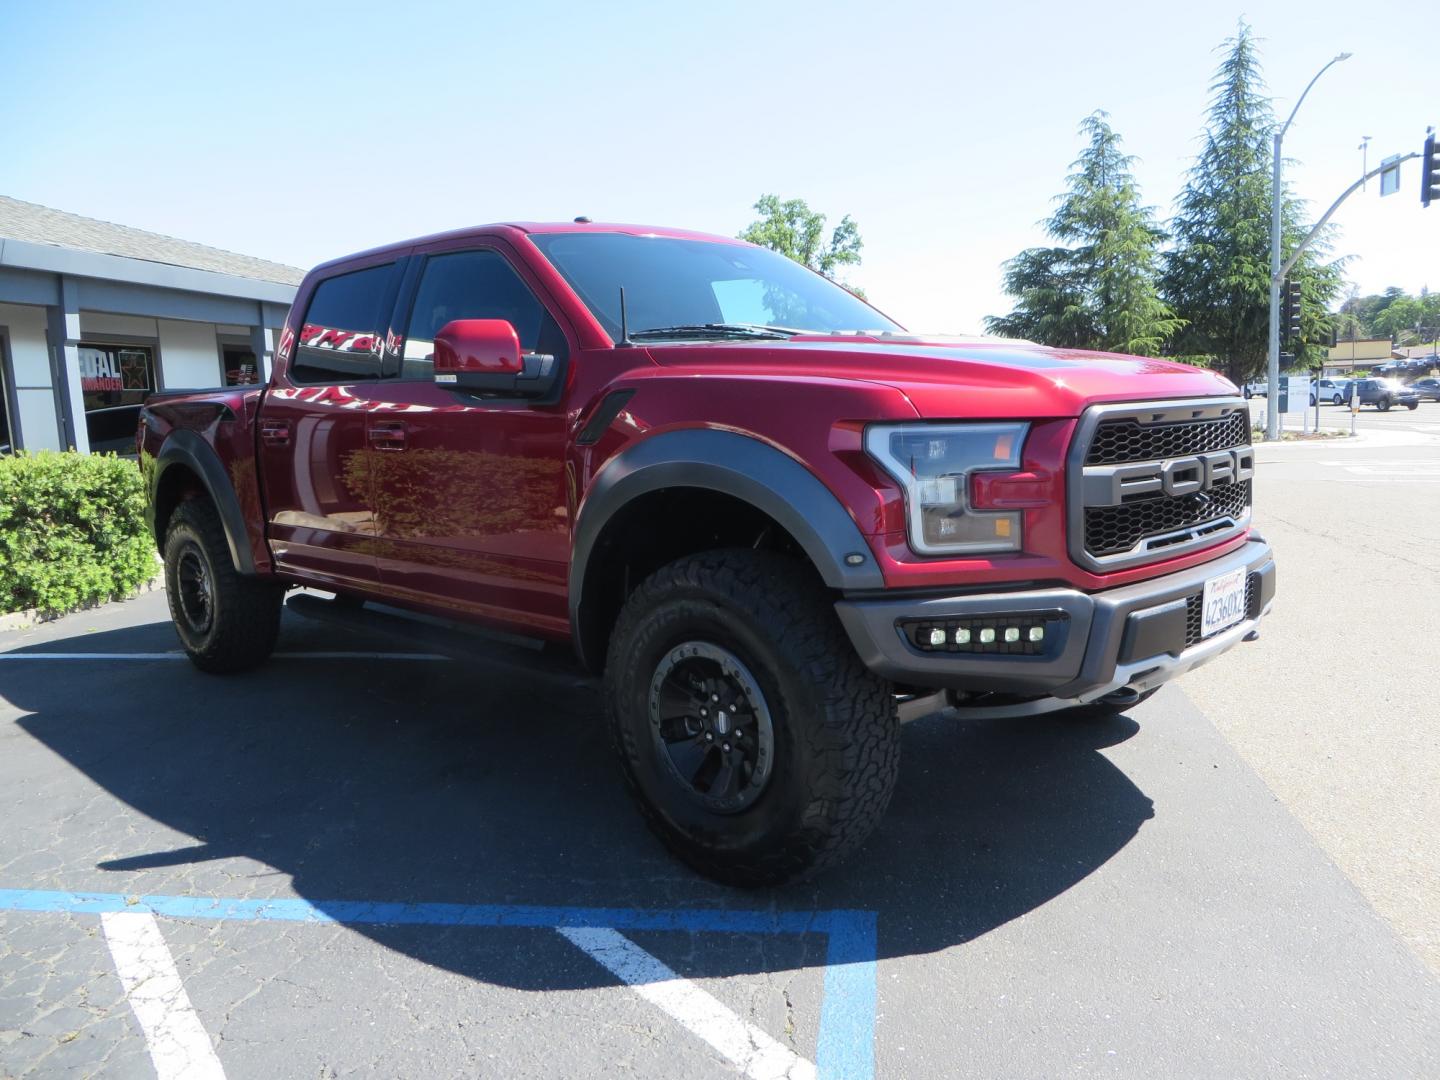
[163,499,282,674]
[605,550,899,887]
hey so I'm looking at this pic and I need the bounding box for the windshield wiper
[626,323,798,341]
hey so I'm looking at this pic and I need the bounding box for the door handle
[260,419,290,445]
[367,421,407,449]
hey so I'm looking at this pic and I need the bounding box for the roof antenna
[618,286,633,347]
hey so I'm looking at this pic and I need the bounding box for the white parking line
[1312,459,1440,483]
[0,651,449,661]
[558,926,817,1080]
[101,911,226,1080]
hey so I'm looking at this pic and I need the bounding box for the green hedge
[0,451,157,616]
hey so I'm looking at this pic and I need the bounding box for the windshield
[529,232,903,341]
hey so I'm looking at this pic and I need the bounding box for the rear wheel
[163,500,282,673]
[605,550,899,887]
[1377,396,1392,412]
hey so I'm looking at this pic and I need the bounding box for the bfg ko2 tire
[605,550,899,887]
[163,500,282,673]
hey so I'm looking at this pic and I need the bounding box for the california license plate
[1200,567,1248,639]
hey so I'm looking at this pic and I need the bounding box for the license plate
[1200,568,1248,639]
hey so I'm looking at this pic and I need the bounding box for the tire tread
[604,549,898,886]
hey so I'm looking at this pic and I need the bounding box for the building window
[79,342,154,454]
[222,343,260,386]
[0,331,13,454]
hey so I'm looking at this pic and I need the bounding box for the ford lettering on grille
[1067,399,1253,572]
[1081,447,1256,507]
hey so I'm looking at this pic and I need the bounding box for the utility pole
[1267,52,1351,442]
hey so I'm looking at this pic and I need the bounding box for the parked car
[1408,377,1440,402]
[1244,380,1267,398]
[1349,377,1421,411]
[1310,379,1351,406]
[137,220,1274,885]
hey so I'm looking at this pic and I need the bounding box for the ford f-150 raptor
[138,221,1275,885]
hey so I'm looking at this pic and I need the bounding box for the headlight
[864,422,1029,555]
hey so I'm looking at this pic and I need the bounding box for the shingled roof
[0,195,305,287]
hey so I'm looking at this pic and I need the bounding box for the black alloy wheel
[605,549,899,887]
[648,642,775,814]
[163,499,282,673]
[175,548,215,636]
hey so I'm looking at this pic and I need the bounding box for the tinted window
[530,232,900,340]
[401,249,562,379]
[292,263,395,384]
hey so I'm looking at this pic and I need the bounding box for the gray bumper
[836,538,1275,707]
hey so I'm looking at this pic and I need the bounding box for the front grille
[1183,573,1259,647]
[1085,411,1250,466]
[1070,399,1254,571]
[1085,480,1251,558]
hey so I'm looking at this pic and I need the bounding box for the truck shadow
[7,612,1153,992]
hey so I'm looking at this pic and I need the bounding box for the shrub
[0,451,157,616]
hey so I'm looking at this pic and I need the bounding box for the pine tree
[986,113,1180,356]
[1162,22,1344,381]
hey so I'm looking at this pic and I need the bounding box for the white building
[0,196,302,454]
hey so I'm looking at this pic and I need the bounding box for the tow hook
[1098,686,1144,708]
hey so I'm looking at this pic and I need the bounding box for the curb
[1256,427,1440,452]
[0,569,165,634]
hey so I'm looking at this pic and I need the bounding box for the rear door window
[292,263,397,384]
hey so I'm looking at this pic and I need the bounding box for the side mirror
[433,319,557,397]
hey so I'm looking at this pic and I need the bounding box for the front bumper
[836,537,1274,710]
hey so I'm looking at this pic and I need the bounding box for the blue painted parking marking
[0,888,877,1080]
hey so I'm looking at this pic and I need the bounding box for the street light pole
[1266,51,1352,442]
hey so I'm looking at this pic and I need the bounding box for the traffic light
[1282,280,1303,343]
[1423,131,1438,209]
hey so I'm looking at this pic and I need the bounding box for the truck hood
[642,336,1239,419]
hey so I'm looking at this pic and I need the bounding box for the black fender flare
[150,429,258,575]
[570,429,883,668]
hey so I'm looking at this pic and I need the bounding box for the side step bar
[285,592,597,691]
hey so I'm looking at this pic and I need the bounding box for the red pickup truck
[138,221,1274,885]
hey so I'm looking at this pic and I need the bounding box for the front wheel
[1407,401,1419,410]
[163,500,282,673]
[1333,394,1344,406]
[605,550,899,887]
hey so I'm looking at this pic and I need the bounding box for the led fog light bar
[903,614,1065,656]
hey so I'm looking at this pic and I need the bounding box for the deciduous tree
[739,196,863,279]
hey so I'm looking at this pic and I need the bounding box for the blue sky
[2,0,1435,332]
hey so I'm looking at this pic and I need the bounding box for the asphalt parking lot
[4,583,1440,1079]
